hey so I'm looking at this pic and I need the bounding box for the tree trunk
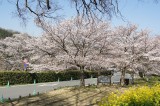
[97,71,100,86]
[120,68,126,86]
[80,66,85,87]
[109,75,112,85]
[131,72,134,84]
[109,71,114,85]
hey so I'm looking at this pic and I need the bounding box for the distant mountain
[0,27,20,39]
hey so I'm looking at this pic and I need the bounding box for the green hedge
[0,70,111,86]
[0,71,32,85]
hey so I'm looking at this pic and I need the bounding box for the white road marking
[39,83,58,87]
[0,83,58,88]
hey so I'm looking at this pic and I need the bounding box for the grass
[134,76,160,86]
[2,85,127,106]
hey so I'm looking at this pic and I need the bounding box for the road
[0,78,97,99]
[0,73,132,100]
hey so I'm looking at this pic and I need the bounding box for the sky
[0,0,160,37]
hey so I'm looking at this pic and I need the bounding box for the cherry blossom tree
[26,36,65,71]
[109,24,160,85]
[109,24,138,85]
[5,0,121,23]
[36,17,112,86]
[139,34,160,76]
[3,0,158,23]
[0,33,33,71]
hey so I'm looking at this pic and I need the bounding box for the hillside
[0,27,20,39]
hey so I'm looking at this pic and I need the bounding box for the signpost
[33,79,36,95]
[0,95,4,103]
[6,81,10,88]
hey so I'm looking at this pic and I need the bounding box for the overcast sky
[0,0,160,37]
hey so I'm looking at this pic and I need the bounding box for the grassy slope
[3,86,126,106]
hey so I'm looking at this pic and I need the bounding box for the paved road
[0,78,97,99]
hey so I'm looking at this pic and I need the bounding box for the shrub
[99,84,160,106]
[58,70,81,81]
